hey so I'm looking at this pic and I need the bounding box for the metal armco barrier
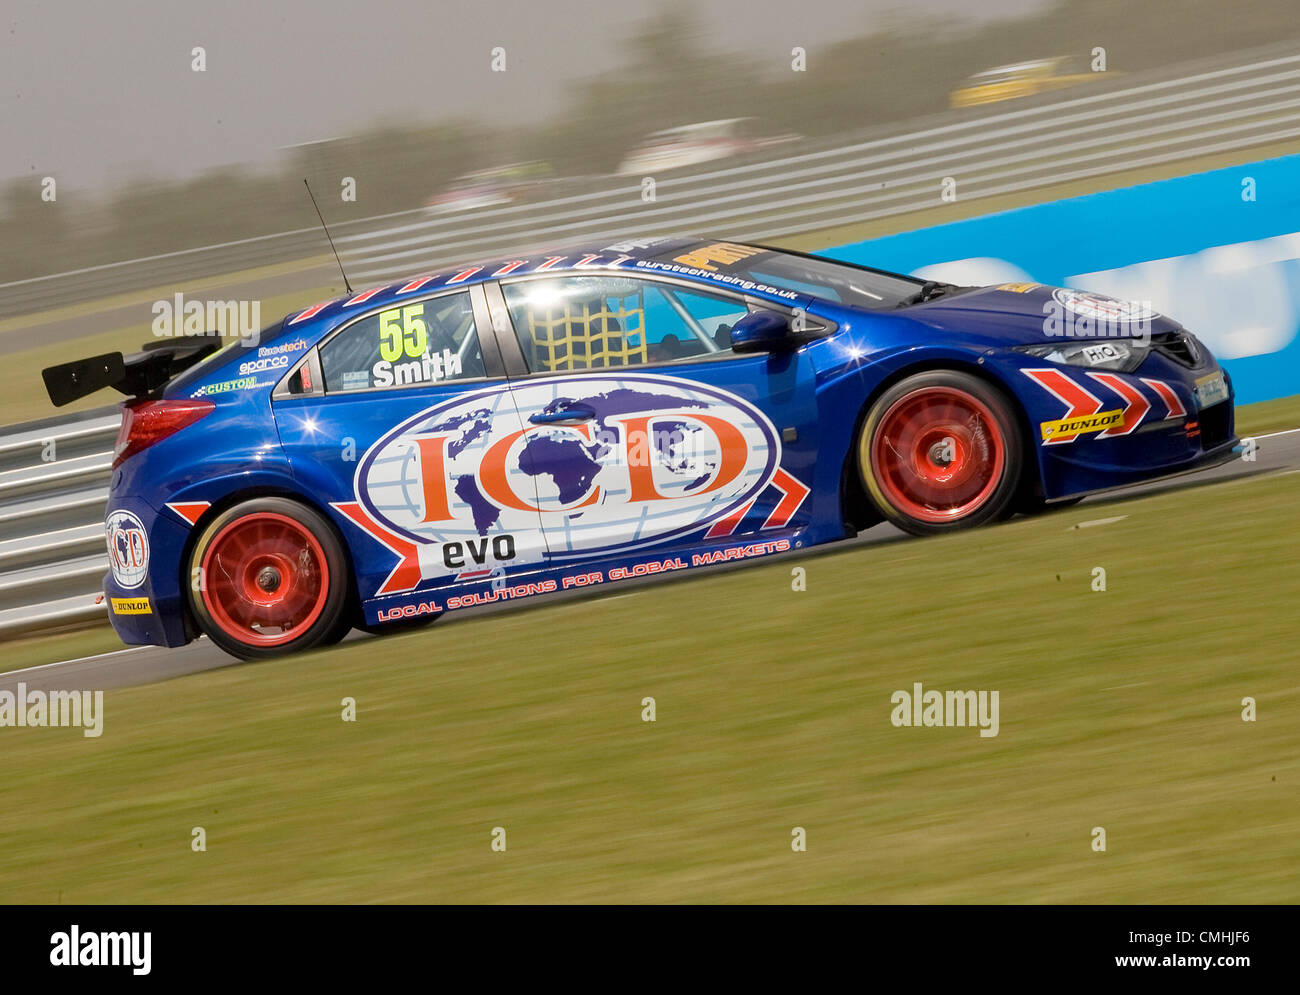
[0,407,118,636]
[337,47,1300,283]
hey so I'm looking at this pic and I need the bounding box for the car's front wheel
[857,370,1023,535]
[186,497,351,659]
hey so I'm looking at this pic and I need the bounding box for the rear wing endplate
[41,339,220,407]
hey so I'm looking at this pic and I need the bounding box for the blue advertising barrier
[824,153,1300,405]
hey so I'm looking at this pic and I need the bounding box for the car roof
[278,236,801,335]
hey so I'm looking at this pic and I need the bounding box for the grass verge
[0,471,1295,903]
[1235,394,1300,438]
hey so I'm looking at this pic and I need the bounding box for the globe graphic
[361,375,777,564]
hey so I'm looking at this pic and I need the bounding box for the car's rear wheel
[858,370,1023,535]
[187,497,351,659]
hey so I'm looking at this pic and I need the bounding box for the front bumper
[996,350,1238,500]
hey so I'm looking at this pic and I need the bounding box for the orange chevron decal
[1021,368,1103,444]
[343,286,386,307]
[704,498,756,539]
[165,501,210,527]
[1086,372,1151,437]
[289,300,332,325]
[1140,377,1187,419]
[398,273,441,294]
[763,468,811,529]
[333,501,423,596]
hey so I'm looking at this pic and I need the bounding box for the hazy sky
[2,0,1047,189]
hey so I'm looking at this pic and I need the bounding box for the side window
[318,291,486,392]
[501,276,749,372]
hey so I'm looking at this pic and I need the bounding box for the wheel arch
[838,354,1044,527]
[172,482,361,640]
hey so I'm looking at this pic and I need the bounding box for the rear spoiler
[41,339,220,407]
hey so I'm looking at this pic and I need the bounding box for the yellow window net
[525,290,647,371]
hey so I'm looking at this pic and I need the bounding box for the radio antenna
[303,178,352,294]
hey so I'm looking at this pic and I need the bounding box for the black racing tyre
[857,370,1024,536]
[186,497,351,660]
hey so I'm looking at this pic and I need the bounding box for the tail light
[113,399,215,469]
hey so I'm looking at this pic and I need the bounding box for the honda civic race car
[44,237,1237,659]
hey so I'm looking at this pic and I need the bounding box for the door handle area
[529,404,596,424]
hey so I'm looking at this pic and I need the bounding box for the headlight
[1017,339,1149,372]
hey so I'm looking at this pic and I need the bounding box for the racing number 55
[378,304,429,362]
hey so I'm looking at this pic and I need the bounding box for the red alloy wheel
[869,386,1007,524]
[200,512,331,647]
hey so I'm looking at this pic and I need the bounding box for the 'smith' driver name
[373,348,461,388]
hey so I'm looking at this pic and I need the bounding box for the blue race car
[44,238,1236,659]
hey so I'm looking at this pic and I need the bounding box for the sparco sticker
[237,354,289,376]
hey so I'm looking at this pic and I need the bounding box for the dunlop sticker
[110,597,152,615]
[1040,409,1124,442]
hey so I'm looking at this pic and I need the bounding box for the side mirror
[729,310,794,354]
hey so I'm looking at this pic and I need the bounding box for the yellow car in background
[950,56,1104,109]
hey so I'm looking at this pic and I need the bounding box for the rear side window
[501,276,747,372]
[319,291,485,392]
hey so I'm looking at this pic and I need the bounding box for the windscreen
[652,241,924,311]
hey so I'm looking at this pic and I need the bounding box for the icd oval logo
[106,509,150,589]
[352,375,782,582]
